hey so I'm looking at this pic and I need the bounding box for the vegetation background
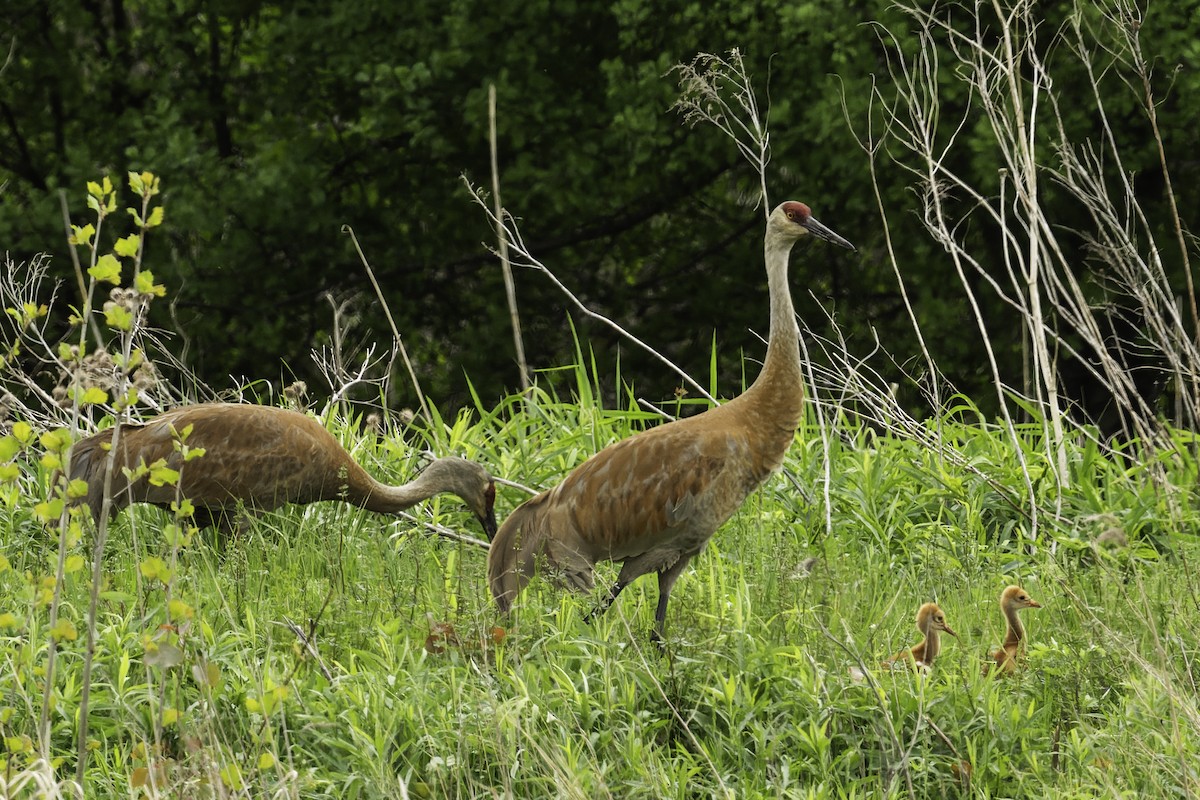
[2,1,1200,798]
[3,0,1196,422]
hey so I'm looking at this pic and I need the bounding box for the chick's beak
[942,622,959,638]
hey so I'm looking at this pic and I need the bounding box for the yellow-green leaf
[148,465,179,487]
[168,599,194,620]
[104,304,133,331]
[39,428,72,452]
[139,556,170,582]
[0,436,19,462]
[66,479,90,499]
[89,253,122,284]
[33,499,65,524]
[64,554,85,574]
[12,422,33,445]
[134,270,167,297]
[0,613,19,629]
[219,763,244,791]
[81,387,108,406]
[161,707,179,726]
[257,752,276,770]
[146,206,165,228]
[114,234,140,258]
[86,180,103,198]
[50,618,78,642]
[128,171,144,196]
[69,223,95,247]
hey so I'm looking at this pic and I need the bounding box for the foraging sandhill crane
[986,585,1041,675]
[488,201,854,641]
[67,403,498,538]
[883,602,958,670]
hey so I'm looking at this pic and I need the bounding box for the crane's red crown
[781,201,812,222]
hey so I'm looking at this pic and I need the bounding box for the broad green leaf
[148,464,180,487]
[0,435,19,461]
[50,618,78,642]
[69,223,95,247]
[12,421,33,444]
[114,234,140,257]
[81,386,108,405]
[104,304,133,331]
[89,253,122,284]
[146,206,165,227]
[135,270,167,297]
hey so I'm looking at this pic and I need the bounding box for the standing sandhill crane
[488,201,854,641]
[67,403,498,539]
[883,602,958,670]
[987,585,1041,675]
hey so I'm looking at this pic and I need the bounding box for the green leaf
[39,428,72,452]
[33,499,65,523]
[88,253,122,284]
[64,554,85,574]
[69,223,95,247]
[0,464,18,483]
[50,618,78,642]
[12,421,33,444]
[148,465,180,487]
[128,171,145,196]
[0,435,19,462]
[104,304,133,331]
[86,180,103,197]
[135,270,167,297]
[114,234,141,258]
[81,387,108,405]
[146,206,165,228]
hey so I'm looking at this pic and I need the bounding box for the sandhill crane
[67,403,498,538]
[488,201,854,641]
[987,585,1041,675]
[883,602,958,670]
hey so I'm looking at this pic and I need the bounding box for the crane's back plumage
[488,202,855,636]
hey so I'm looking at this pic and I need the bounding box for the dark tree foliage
[1,0,1196,422]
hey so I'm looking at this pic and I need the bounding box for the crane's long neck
[746,232,804,421]
[1002,605,1026,649]
[350,469,442,514]
[922,628,942,663]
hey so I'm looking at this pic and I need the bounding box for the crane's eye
[786,210,796,220]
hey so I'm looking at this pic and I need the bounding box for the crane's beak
[479,507,499,541]
[941,622,959,638]
[804,216,856,251]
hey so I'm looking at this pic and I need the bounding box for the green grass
[1,374,1198,798]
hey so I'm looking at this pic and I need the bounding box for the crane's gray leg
[583,581,627,624]
[651,557,692,644]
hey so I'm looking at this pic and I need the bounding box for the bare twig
[342,224,433,425]
[489,84,530,390]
